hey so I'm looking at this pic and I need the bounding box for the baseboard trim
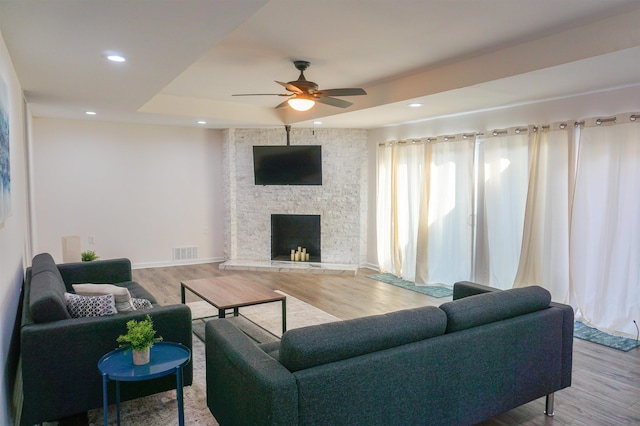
[362,262,379,271]
[132,257,224,269]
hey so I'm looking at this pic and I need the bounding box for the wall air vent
[173,246,198,261]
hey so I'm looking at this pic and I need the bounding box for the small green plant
[117,314,163,352]
[81,250,100,261]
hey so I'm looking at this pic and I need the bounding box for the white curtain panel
[376,143,394,274]
[415,137,474,285]
[571,120,640,336]
[476,132,529,289]
[393,142,425,280]
[514,126,571,304]
[376,142,425,280]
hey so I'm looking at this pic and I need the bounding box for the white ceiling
[1,0,639,130]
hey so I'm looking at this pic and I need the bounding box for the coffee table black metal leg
[180,284,186,304]
[282,298,287,333]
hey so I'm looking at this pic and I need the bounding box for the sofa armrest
[205,320,298,426]
[452,281,498,300]
[453,282,574,389]
[57,258,133,287]
[20,304,192,425]
[550,301,574,389]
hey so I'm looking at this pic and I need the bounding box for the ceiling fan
[232,60,367,111]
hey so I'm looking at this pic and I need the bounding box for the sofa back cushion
[439,285,551,333]
[29,253,72,323]
[279,305,446,372]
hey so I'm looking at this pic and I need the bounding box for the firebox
[271,214,321,262]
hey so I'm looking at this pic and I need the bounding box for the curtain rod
[596,117,616,125]
[381,114,638,145]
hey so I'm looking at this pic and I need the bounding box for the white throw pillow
[72,283,136,312]
[65,292,117,318]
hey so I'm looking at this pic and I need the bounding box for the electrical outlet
[203,227,209,235]
[88,235,95,245]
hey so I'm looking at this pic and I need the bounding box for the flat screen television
[253,145,322,185]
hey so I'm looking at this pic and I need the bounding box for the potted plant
[116,314,163,365]
[81,250,100,261]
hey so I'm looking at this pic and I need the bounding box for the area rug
[574,321,640,352]
[367,273,453,298]
[85,293,340,425]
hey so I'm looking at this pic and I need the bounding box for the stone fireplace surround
[221,128,367,273]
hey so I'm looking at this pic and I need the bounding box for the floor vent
[173,246,198,261]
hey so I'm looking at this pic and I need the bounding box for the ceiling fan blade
[232,93,290,96]
[316,96,353,108]
[276,81,303,94]
[316,88,367,97]
[275,100,291,109]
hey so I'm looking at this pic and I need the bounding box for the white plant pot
[133,348,150,365]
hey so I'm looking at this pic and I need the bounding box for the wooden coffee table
[181,275,286,334]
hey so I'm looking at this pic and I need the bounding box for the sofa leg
[544,393,555,417]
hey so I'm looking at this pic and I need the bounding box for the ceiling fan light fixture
[288,97,315,111]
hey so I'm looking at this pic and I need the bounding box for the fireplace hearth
[271,214,321,262]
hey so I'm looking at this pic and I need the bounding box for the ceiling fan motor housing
[290,61,318,93]
[294,60,310,71]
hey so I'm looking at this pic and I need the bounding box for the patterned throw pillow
[72,283,136,312]
[131,298,153,310]
[64,292,117,318]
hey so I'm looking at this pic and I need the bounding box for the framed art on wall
[0,74,10,224]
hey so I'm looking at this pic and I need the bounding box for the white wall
[365,84,640,266]
[32,118,225,267]
[0,29,30,425]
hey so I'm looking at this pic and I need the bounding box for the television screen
[253,145,322,185]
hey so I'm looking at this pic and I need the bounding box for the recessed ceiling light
[107,55,126,62]
[85,111,96,115]
[409,103,422,108]
[314,121,322,125]
[197,120,207,125]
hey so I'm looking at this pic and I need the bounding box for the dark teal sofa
[205,282,573,425]
[20,253,193,425]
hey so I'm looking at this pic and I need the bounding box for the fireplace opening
[271,214,321,262]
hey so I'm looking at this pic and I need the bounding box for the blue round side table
[98,342,191,426]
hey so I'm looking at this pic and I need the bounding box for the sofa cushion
[439,285,552,333]
[64,292,118,318]
[279,305,447,372]
[72,283,136,312]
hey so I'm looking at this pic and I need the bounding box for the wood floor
[134,262,640,426]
